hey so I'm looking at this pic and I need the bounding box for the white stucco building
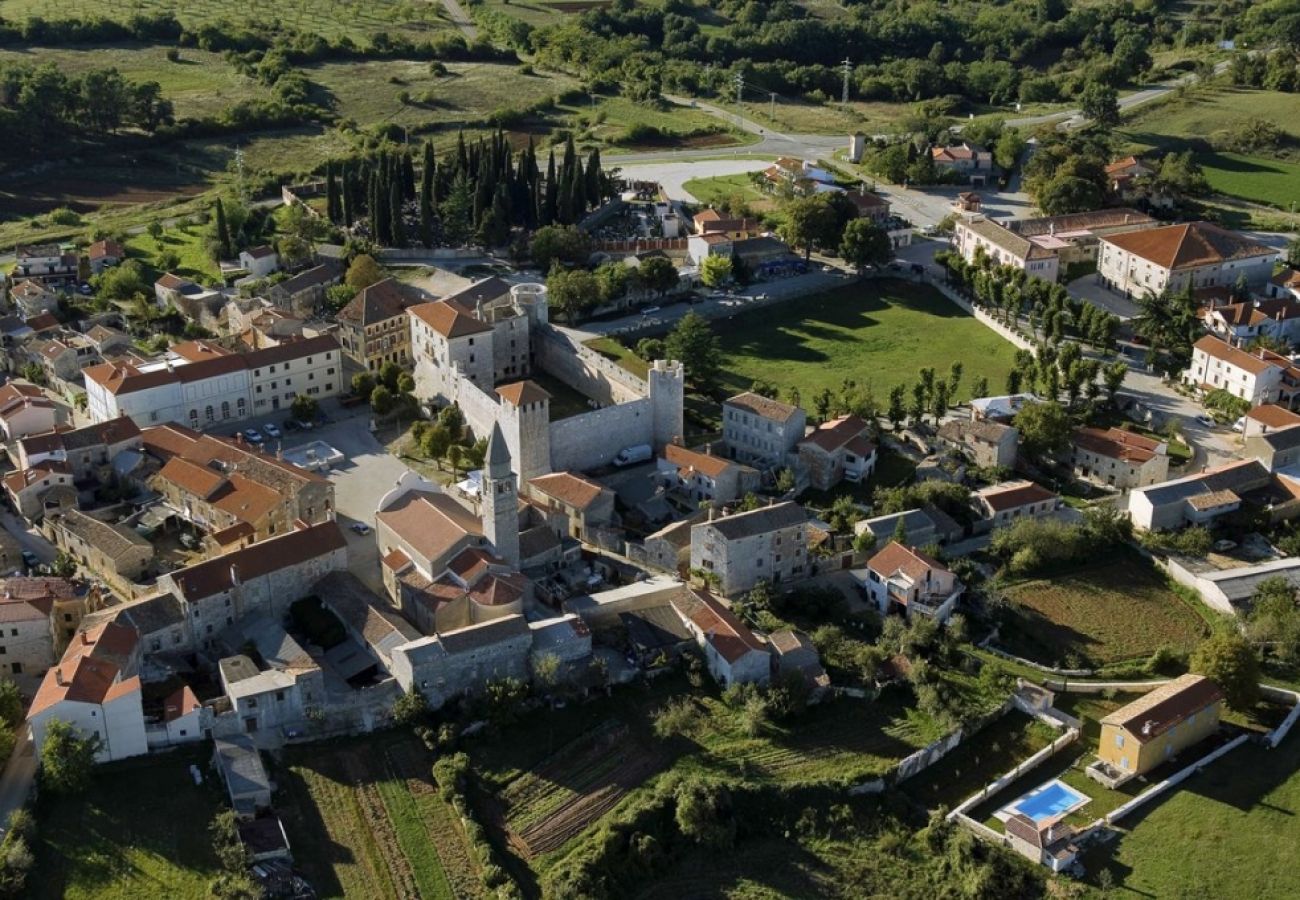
[1097,221,1278,299]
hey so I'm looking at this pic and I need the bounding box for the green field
[997,555,1212,669]
[125,223,222,282]
[1088,730,1300,899]
[0,0,450,41]
[33,748,224,900]
[1196,152,1300,209]
[0,44,267,119]
[716,278,1019,405]
[276,733,481,899]
[682,172,771,208]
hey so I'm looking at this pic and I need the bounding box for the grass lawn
[0,0,450,41]
[33,747,224,900]
[583,336,650,379]
[529,370,595,420]
[276,732,480,900]
[574,96,753,152]
[1086,730,1300,899]
[997,554,1212,668]
[681,172,774,208]
[1196,152,1300,209]
[125,224,221,282]
[716,278,1019,406]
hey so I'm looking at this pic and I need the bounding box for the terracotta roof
[11,280,51,299]
[408,300,493,338]
[1010,207,1154,237]
[0,576,79,606]
[1272,268,1300,290]
[337,278,413,326]
[167,521,346,601]
[170,339,231,362]
[4,460,71,494]
[26,313,58,332]
[800,414,872,453]
[156,272,191,290]
[528,471,608,510]
[468,572,527,608]
[725,391,801,423]
[382,548,413,572]
[1103,222,1275,270]
[242,245,276,260]
[673,589,767,663]
[978,480,1057,512]
[158,456,227,499]
[1101,673,1224,742]
[867,541,951,582]
[29,620,140,718]
[1073,426,1162,464]
[243,335,338,368]
[1193,334,1289,376]
[496,380,552,407]
[664,443,736,479]
[163,685,201,722]
[846,189,888,211]
[1247,404,1300,429]
[376,490,482,566]
[1209,297,1300,327]
[0,599,48,623]
[87,239,124,260]
[1105,156,1145,175]
[86,336,339,395]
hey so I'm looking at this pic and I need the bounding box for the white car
[263,423,282,439]
[1195,414,1215,428]
[1232,416,1246,433]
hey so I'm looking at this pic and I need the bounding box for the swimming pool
[1004,780,1090,824]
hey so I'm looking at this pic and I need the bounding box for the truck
[612,444,652,467]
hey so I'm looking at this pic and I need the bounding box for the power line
[841,57,852,105]
[733,72,745,127]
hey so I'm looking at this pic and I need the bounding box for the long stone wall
[536,326,647,405]
[549,399,655,472]
[456,376,503,442]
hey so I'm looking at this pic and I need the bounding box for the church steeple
[482,423,519,568]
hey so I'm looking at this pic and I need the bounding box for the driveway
[871,183,1035,228]
[0,511,57,568]
[616,159,773,202]
[1067,274,1140,320]
[0,732,36,841]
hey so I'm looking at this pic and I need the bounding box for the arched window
[221,401,231,420]
[205,405,215,423]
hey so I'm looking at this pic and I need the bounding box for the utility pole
[770,92,777,123]
[841,57,852,105]
[234,147,247,203]
[733,72,745,127]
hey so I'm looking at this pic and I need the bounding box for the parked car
[1195,414,1215,428]
[243,428,264,444]
[263,423,282,439]
[20,550,39,569]
[350,523,372,535]
[1232,416,1246,433]
[641,306,661,315]
[283,419,301,432]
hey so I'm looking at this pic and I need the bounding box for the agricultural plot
[716,279,1019,406]
[500,720,673,857]
[0,0,451,42]
[277,736,482,900]
[996,555,1211,669]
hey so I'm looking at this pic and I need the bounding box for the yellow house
[1097,674,1224,778]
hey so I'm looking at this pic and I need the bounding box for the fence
[377,247,483,262]
[1263,685,1300,748]
[948,728,1080,822]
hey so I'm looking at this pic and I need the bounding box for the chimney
[708,507,716,522]
[55,667,65,687]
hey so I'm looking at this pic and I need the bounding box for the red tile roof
[867,541,950,582]
[528,471,608,510]
[1103,222,1275,270]
[1101,673,1224,742]
[725,391,801,423]
[1193,334,1289,376]
[408,300,494,338]
[167,521,345,601]
[163,684,201,722]
[978,480,1057,512]
[1247,404,1300,429]
[1073,426,1161,463]
[496,380,552,407]
[800,414,871,453]
[663,443,736,479]
[676,589,767,663]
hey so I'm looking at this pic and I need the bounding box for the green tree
[379,360,402,392]
[370,385,394,415]
[665,312,721,390]
[1191,632,1261,712]
[146,220,163,243]
[291,395,319,422]
[446,443,464,479]
[1247,577,1300,664]
[639,256,679,297]
[674,779,735,848]
[699,254,733,288]
[529,224,590,271]
[213,197,232,259]
[839,217,894,275]
[391,689,430,727]
[780,195,838,261]
[1079,81,1120,128]
[887,384,906,431]
[1037,174,1103,215]
[547,267,601,323]
[421,424,452,464]
[1013,400,1071,460]
[39,720,100,794]
[345,254,383,292]
[352,372,376,398]
[0,679,22,727]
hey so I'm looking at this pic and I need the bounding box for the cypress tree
[456,130,468,176]
[389,179,406,248]
[325,161,339,224]
[543,150,558,225]
[585,147,602,205]
[401,148,416,201]
[419,143,435,247]
[341,162,354,228]
[573,156,587,215]
[214,197,231,259]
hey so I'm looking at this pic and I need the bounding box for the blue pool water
[1014,780,1088,823]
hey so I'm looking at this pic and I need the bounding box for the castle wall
[455,377,502,444]
[535,327,647,406]
[549,400,655,471]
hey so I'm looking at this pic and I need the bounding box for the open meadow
[715,278,1020,405]
[995,554,1212,669]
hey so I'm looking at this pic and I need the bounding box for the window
[205,405,214,423]
[8,629,15,637]
[327,367,336,375]
[9,663,19,675]
[1114,733,1125,749]
[221,401,231,419]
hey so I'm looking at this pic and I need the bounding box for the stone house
[526,472,616,541]
[1072,426,1169,489]
[1005,814,1080,873]
[936,419,1018,470]
[1243,404,1300,439]
[1182,335,1300,407]
[86,240,125,275]
[930,142,994,184]
[658,444,761,507]
[45,509,153,583]
[690,501,809,598]
[722,391,806,470]
[391,615,533,709]
[952,215,1060,282]
[1097,222,1277,300]
[1125,459,1271,531]
[155,520,348,651]
[212,735,273,816]
[854,506,964,549]
[8,279,59,318]
[0,596,57,681]
[266,264,341,317]
[17,415,143,483]
[1245,425,1300,473]
[4,461,74,519]
[13,243,77,289]
[218,615,325,735]
[797,415,876,491]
